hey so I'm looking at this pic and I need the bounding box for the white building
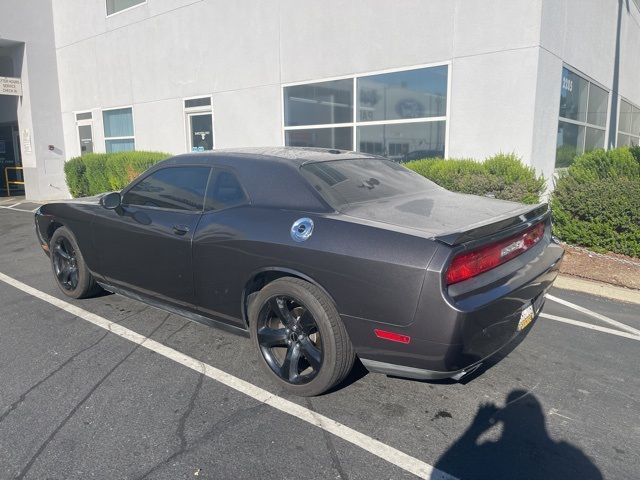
[1,0,639,200]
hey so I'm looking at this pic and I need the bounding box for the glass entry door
[78,124,94,155]
[188,113,213,152]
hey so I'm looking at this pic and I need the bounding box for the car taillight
[446,222,545,285]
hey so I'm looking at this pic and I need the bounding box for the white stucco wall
[3,0,638,199]
[0,0,67,200]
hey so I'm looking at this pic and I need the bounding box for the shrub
[64,151,170,197]
[551,147,640,257]
[404,153,545,204]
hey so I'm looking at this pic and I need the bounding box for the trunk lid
[340,189,548,245]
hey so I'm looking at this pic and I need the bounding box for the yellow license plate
[517,304,535,331]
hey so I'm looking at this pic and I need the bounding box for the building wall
[0,0,67,200]
[2,0,635,199]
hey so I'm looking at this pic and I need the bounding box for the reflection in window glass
[585,127,605,152]
[618,99,640,146]
[357,121,445,162]
[301,159,437,211]
[556,68,608,168]
[556,121,585,168]
[284,79,353,126]
[205,170,247,210]
[559,68,588,122]
[103,108,134,137]
[619,100,634,134]
[106,0,145,15]
[285,127,353,150]
[617,133,639,147]
[357,66,447,122]
[587,84,608,127]
[123,167,209,211]
[105,138,135,153]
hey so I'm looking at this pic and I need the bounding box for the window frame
[556,65,610,168]
[74,110,94,156]
[617,96,640,146]
[281,61,451,158]
[102,105,136,153]
[120,164,212,214]
[105,0,147,18]
[183,95,214,153]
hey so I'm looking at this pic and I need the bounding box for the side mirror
[101,192,121,210]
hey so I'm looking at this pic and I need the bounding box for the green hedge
[551,147,640,257]
[404,153,545,204]
[64,151,171,197]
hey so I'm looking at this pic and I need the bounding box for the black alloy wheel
[256,295,323,385]
[52,236,79,291]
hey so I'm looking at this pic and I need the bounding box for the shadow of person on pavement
[433,390,602,480]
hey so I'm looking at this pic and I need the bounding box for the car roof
[165,146,379,167]
[149,147,382,213]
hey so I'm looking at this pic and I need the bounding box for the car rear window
[300,159,436,210]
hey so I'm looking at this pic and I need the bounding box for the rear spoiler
[434,203,550,246]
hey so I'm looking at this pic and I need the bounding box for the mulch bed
[558,244,640,290]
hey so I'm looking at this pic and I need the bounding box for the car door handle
[172,224,190,236]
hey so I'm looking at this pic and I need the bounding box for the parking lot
[0,205,638,480]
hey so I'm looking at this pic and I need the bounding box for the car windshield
[300,158,437,210]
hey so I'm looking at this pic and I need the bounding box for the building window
[283,64,448,161]
[556,67,608,168]
[184,97,214,152]
[106,0,145,16]
[617,99,640,147]
[103,107,135,153]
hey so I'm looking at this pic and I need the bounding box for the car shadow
[432,389,603,480]
[325,358,369,394]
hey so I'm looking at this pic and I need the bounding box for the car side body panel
[34,148,565,383]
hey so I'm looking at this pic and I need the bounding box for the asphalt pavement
[0,205,638,480]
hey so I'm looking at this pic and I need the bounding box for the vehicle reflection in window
[123,167,210,211]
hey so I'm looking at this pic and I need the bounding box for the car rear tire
[249,277,355,396]
[50,227,101,299]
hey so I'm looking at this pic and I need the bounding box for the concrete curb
[554,275,640,305]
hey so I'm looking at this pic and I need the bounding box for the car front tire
[49,227,101,299]
[249,277,355,396]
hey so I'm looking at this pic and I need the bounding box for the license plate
[517,304,535,331]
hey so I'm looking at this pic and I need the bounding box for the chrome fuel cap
[291,218,314,242]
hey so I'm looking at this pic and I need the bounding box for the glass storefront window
[618,99,640,146]
[103,107,135,153]
[357,121,445,162]
[559,68,589,122]
[587,84,608,128]
[284,79,353,127]
[285,127,353,150]
[556,121,585,168]
[555,67,608,168]
[283,65,449,159]
[356,66,447,122]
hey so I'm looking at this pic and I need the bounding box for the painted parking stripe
[546,294,640,336]
[539,313,640,342]
[0,272,455,480]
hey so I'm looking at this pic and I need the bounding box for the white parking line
[546,294,640,336]
[539,313,640,342]
[0,271,455,480]
[0,205,39,213]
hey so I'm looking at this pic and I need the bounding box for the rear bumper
[351,239,564,380]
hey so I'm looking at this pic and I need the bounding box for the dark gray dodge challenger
[35,147,564,396]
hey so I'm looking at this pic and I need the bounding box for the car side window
[123,166,210,211]
[205,169,248,211]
